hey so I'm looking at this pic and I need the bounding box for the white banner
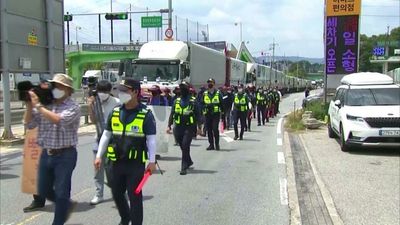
[146,105,172,154]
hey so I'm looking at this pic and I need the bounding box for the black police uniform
[202,89,223,150]
[233,92,249,140]
[256,91,267,125]
[105,104,156,225]
[168,89,200,175]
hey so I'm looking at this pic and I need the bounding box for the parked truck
[122,41,227,90]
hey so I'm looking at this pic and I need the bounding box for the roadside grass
[304,101,329,121]
[285,109,305,132]
[285,101,329,132]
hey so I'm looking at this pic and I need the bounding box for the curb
[298,134,344,225]
[283,131,302,225]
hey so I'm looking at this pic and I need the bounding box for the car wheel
[328,121,336,138]
[339,124,349,152]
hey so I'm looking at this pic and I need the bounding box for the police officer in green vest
[233,84,249,140]
[202,78,223,150]
[256,88,267,126]
[167,82,200,175]
[94,78,157,225]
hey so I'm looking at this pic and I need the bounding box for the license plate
[379,130,400,136]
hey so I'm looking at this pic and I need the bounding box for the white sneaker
[90,196,103,205]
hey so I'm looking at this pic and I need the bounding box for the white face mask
[118,92,132,104]
[238,89,243,93]
[52,88,65,99]
[98,93,110,102]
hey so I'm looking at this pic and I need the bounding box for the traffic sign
[165,28,173,39]
[141,16,162,28]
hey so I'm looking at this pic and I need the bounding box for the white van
[328,72,400,151]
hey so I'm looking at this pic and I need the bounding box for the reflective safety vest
[203,90,221,114]
[107,107,149,163]
[234,93,248,112]
[174,97,196,125]
[256,93,266,105]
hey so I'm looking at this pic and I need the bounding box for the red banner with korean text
[21,128,42,194]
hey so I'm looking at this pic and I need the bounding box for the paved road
[299,128,400,225]
[0,92,306,225]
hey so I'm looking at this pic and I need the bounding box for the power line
[361,14,400,17]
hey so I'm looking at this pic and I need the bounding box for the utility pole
[146,7,149,42]
[270,38,278,82]
[110,0,113,44]
[168,0,172,30]
[66,12,70,45]
[129,3,132,43]
[98,14,101,43]
[383,25,390,74]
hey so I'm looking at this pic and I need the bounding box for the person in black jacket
[202,78,223,150]
[167,82,200,175]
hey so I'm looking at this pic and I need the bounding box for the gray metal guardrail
[0,104,89,127]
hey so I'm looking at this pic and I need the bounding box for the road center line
[277,152,286,164]
[277,118,283,134]
[279,178,289,205]
[277,138,283,146]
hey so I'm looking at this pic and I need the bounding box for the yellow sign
[326,0,361,16]
[28,31,38,46]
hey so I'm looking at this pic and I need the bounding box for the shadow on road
[347,148,400,157]
[217,148,237,152]
[240,138,260,142]
[1,162,22,171]
[0,151,22,163]
[188,169,217,175]
[0,173,19,180]
[158,156,180,161]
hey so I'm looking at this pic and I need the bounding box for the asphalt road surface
[0,92,306,225]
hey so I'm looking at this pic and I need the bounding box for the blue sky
[64,0,400,58]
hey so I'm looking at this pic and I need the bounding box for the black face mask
[180,88,189,96]
[208,84,214,89]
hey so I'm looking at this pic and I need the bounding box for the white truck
[125,41,227,90]
[227,57,246,86]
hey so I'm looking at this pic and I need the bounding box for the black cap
[207,78,215,83]
[117,78,140,91]
[179,81,190,88]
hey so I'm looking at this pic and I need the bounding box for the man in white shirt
[88,80,120,205]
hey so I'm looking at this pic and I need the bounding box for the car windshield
[131,64,179,82]
[346,88,400,106]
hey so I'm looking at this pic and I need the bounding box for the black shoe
[180,169,187,175]
[187,161,194,169]
[239,136,243,140]
[216,145,220,150]
[155,154,161,160]
[118,221,129,225]
[257,124,261,126]
[23,201,45,213]
[206,146,215,150]
[234,136,238,140]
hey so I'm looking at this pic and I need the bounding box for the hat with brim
[49,73,74,89]
[117,78,141,91]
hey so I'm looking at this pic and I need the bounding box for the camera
[17,81,54,105]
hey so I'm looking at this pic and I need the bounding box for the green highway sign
[141,16,162,28]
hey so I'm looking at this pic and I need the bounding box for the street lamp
[234,22,242,44]
[75,26,81,44]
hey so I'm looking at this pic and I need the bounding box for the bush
[285,109,305,131]
[305,102,328,121]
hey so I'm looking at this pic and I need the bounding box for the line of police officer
[92,77,280,225]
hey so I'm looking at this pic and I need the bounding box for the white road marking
[224,130,234,134]
[277,138,283,146]
[222,136,234,143]
[280,178,289,205]
[277,152,286,164]
[277,118,283,134]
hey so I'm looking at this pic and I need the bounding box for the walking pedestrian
[24,74,80,225]
[256,88,267,126]
[202,78,223,150]
[233,85,249,140]
[88,80,120,205]
[94,78,157,225]
[167,82,200,175]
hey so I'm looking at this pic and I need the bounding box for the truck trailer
[124,41,227,90]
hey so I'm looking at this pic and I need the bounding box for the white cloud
[65,0,399,58]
